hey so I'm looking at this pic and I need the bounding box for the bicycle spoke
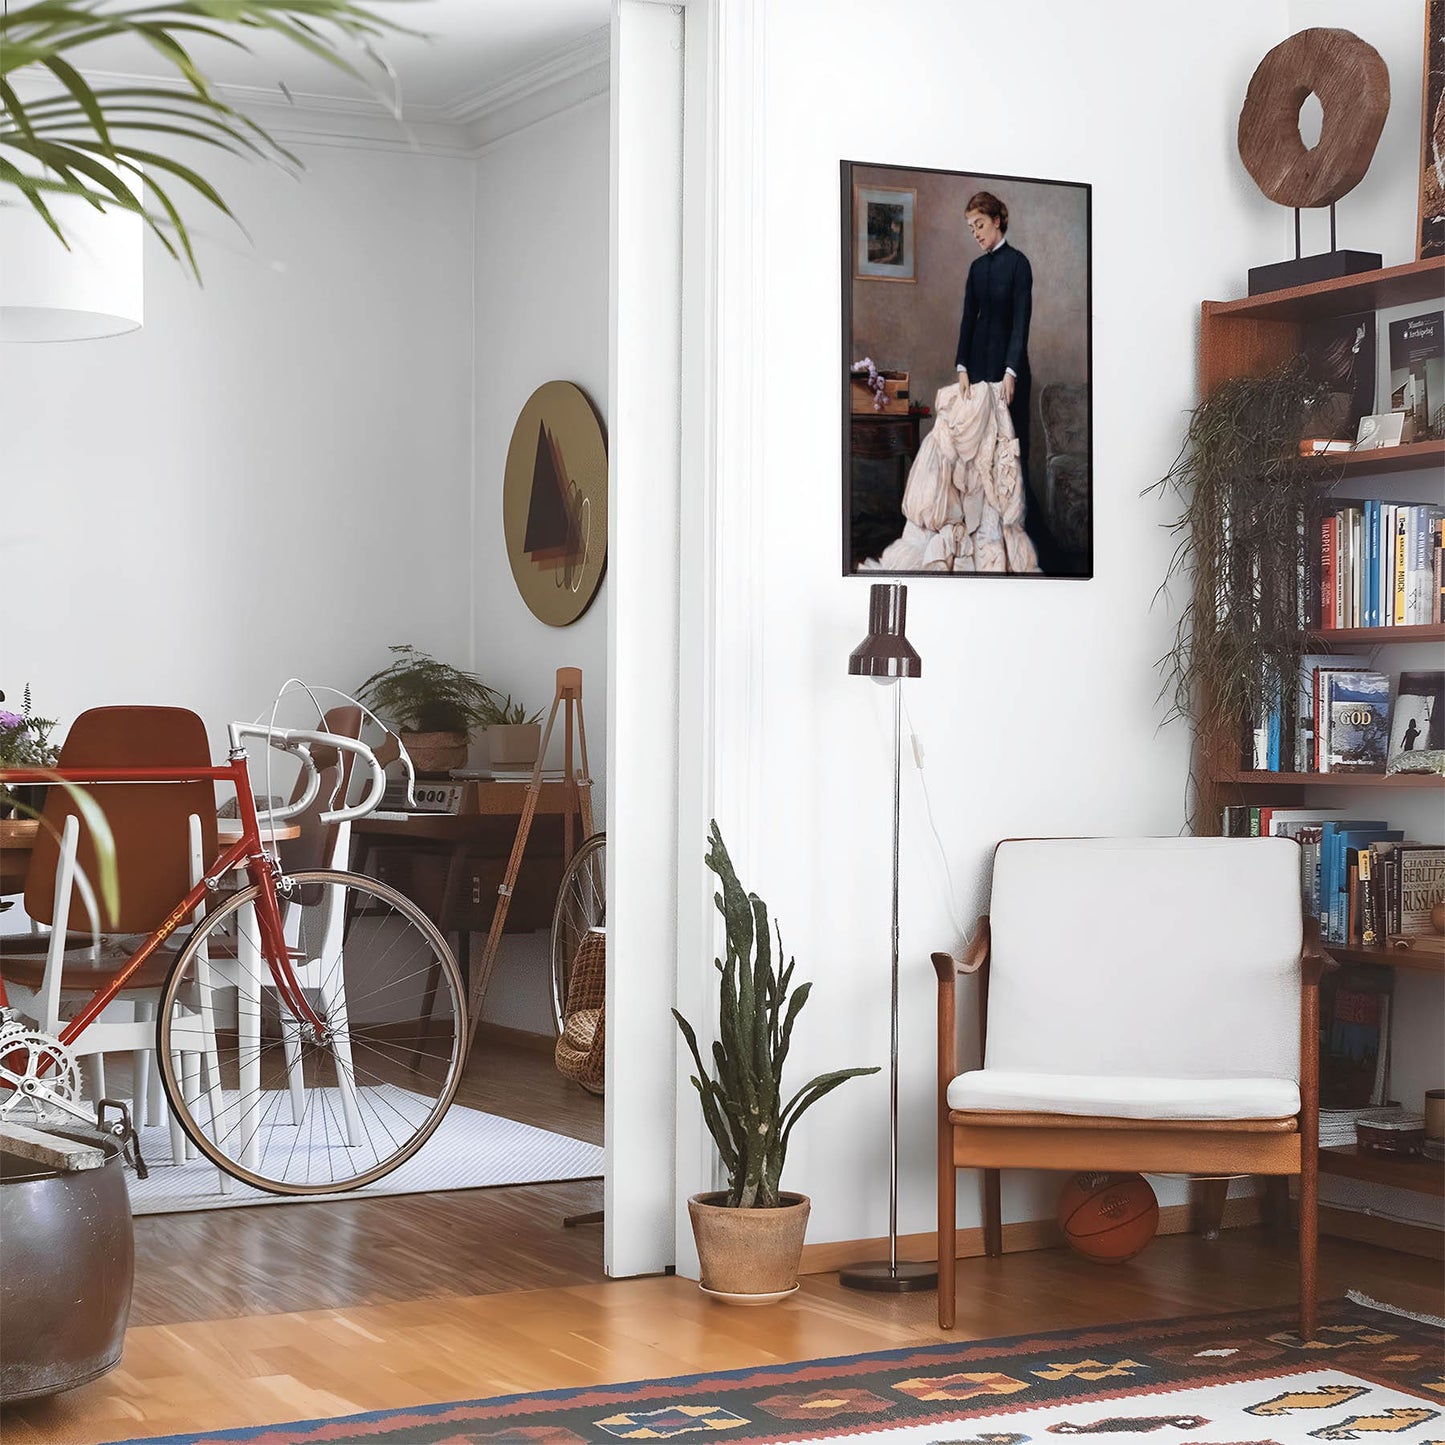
[159,870,465,1194]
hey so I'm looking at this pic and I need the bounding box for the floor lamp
[840,581,937,1293]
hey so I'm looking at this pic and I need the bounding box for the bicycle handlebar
[226,723,395,825]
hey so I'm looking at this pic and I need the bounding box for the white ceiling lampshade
[0,165,143,343]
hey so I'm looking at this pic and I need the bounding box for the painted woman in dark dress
[952,188,1060,566]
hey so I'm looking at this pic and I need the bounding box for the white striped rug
[125,1103,604,1215]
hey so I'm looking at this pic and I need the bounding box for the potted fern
[672,822,878,1302]
[357,646,497,777]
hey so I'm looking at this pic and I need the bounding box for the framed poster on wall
[842,160,1092,579]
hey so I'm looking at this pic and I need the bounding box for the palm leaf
[0,0,416,278]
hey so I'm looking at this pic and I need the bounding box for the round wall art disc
[502,380,608,627]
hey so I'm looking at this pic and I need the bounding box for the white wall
[681,0,1315,1252]
[0,142,475,742]
[468,95,612,1034]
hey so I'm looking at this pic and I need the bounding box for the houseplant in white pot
[357,646,496,777]
[673,821,878,1303]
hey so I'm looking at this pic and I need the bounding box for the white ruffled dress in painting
[862,381,1039,574]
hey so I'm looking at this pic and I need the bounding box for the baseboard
[1316,1203,1445,1261]
[797,1196,1262,1275]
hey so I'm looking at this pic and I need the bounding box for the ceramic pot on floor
[687,1191,810,1304]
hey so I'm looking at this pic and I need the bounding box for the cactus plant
[672,821,878,1209]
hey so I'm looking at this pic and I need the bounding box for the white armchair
[934,836,1321,1337]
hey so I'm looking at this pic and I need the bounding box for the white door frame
[606,0,766,1278]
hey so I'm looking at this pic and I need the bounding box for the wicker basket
[554,928,606,1095]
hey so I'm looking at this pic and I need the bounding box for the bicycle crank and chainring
[0,1027,87,1124]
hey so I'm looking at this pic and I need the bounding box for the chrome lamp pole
[839,581,937,1293]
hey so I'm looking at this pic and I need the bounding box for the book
[1396,844,1445,935]
[1296,653,1367,773]
[1299,437,1354,455]
[1319,1103,1402,1147]
[1321,671,1391,773]
[1388,311,1443,440]
[1405,505,1445,623]
[1319,965,1393,1109]
[1386,670,1444,767]
[1303,311,1377,440]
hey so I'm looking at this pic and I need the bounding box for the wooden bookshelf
[1310,438,1445,478]
[1206,256,1445,324]
[1306,623,1445,645]
[1322,942,1445,976]
[1194,262,1445,1229]
[1319,1145,1445,1197]
[1213,770,1445,789]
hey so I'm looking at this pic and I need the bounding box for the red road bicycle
[0,716,467,1194]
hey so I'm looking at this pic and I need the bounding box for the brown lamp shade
[848,582,921,680]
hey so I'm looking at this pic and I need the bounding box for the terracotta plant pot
[687,1191,810,1302]
[486,723,542,769]
[401,730,469,778]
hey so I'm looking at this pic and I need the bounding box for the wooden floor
[6,1231,1442,1445]
[5,1040,1444,1444]
[126,1027,606,1325]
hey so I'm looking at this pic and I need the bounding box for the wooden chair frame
[933,914,1324,1339]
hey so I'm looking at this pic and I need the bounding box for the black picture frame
[841,159,1093,580]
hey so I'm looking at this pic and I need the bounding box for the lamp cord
[899,689,969,942]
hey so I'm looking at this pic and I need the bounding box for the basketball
[1056,1172,1159,1264]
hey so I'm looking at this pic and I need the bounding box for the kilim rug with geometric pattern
[104,1294,1443,1445]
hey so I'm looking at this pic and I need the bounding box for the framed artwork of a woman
[841,161,1092,579]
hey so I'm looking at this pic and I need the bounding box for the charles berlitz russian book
[1395,844,1445,936]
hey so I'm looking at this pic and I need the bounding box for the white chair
[933,836,1321,1338]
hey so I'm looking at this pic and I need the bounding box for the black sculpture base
[1247,249,1382,296]
[838,1258,939,1292]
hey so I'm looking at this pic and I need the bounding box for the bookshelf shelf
[1319,1145,1445,1197]
[1312,438,1445,478]
[1205,256,1445,324]
[1323,943,1445,976]
[1212,770,1445,789]
[1306,623,1445,645]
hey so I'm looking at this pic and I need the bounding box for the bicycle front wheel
[157,869,467,1195]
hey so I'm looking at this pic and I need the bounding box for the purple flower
[0,711,25,730]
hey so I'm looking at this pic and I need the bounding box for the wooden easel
[465,667,594,1053]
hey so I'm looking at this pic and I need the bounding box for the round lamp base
[838,1259,938,1293]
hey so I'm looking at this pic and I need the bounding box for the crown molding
[13,27,612,157]
[443,25,610,127]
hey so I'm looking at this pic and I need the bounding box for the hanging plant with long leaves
[0,0,411,278]
[1146,358,1337,824]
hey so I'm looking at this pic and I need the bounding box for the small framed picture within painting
[854,185,916,283]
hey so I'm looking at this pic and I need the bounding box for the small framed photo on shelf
[1355,412,1407,449]
[853,185,916,283]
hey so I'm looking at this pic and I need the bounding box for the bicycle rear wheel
[157,868,466,1194]
[549,832,606,1034]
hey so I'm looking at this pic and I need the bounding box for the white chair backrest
[986,837,1303,1082]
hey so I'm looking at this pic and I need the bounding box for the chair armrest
[931,916,991,981]
[933,917,990,1095]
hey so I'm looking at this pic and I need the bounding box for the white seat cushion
[947,1069,1300,1121]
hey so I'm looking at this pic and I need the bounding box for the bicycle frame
[0,750,325,1044]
